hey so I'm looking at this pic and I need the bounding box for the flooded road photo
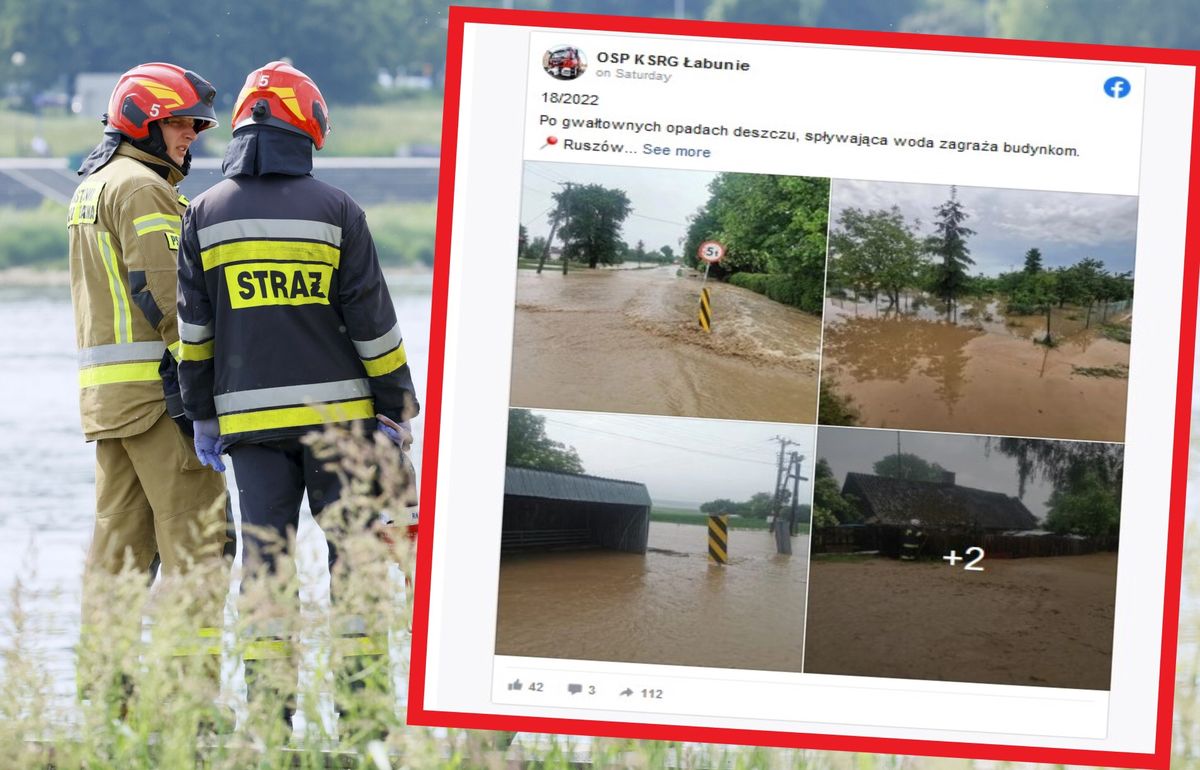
[495,522,810,672]
[509,267,822,423]
[819,295,1132,441]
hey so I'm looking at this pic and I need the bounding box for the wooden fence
[811,525,1118,559]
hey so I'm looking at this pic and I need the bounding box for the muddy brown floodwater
[804,553,1117,690]
[509,267,822,423]
[495,522,810,672]
[820,296,1132,442]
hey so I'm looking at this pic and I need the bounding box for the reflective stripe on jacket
[177,173,419,447]
[68,143,187,440]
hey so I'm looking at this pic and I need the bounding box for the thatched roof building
[841,471,1037,532]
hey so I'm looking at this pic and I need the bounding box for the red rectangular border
[408,8,1200,768]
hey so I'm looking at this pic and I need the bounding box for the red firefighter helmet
[105,63,218,140]
[232,61,330,150]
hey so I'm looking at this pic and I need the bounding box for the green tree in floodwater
[927,186,976,315]
[505,409,584,474]
[829,206,925,310]
[553,184,632,269]
[1023,247,1043,274]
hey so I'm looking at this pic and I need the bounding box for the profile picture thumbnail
[543,45,586,80]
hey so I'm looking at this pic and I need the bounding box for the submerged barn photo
[501,466,651,554]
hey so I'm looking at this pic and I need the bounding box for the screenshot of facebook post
[412,9,1199,767]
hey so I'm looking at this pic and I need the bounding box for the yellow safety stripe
[168,627,223,657]
[201,240,341,272]
[167,340,182,362]
[362,344,408,378]
[132,212,182,236]
[97,232,132,344]
[79,361,161,388]
[333,635,388,658]
[180,339,214,362]
[170,643,222,657]
[243,638,293,661]
[218,398,375,435]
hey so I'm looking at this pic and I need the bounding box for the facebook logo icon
[1104,76,1132,99]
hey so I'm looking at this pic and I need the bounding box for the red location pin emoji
[541,135,558,149]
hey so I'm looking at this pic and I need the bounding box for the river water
[6,272,1200,750]
[0,273,432,711]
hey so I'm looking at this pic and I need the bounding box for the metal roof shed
[502,467,651,554]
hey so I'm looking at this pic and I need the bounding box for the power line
[542,416,776,467]
[526,166,566,185]
[521,205,556,227]
[629,211,687,226]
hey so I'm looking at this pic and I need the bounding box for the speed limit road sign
[698,240,725,264]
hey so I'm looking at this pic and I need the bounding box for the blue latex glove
[193,417,226,472]
[376,414,413,451]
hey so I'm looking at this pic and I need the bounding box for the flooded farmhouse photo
[804,426,1121,690]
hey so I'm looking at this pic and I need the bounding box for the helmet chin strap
[130,122,191,176]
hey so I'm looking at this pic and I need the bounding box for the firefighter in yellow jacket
[68,64,231,673]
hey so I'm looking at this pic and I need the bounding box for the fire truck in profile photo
[545,46,584,80]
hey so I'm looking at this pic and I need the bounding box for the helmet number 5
[150,104,160,117]
[258,75,270,87]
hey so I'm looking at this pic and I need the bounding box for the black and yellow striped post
[707,513,728,565]
[698,287,712,332]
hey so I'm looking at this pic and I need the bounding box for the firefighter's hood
[221,125,313,178]
[77,137,185,185]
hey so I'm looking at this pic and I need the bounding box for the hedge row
[727,272,823,313]
[0,203,68,268]
[0,202,437,269]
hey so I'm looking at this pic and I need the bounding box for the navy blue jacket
[177,127,419,446]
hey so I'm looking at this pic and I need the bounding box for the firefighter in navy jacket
[176,62,419,719]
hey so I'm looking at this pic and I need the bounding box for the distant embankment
[0,157,439,209]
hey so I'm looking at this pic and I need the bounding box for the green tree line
[6,0,1197,111]
[829,190,1134,343]
[684,173,829,313]
[3,0,1198,115]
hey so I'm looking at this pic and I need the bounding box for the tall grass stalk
[3,422,1198,768]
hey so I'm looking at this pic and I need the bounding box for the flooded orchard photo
[818,180,1136,442]
[805,426,1120,690]
[510,162,829,423]
[495,409,815,672]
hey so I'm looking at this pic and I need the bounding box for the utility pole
[537,181,571,275]
[770,436,795,554]
[786,451,808,537]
